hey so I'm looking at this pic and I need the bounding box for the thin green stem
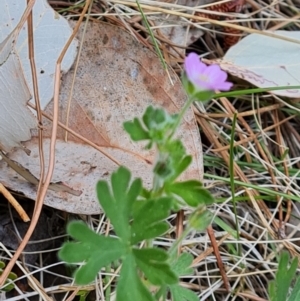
[214,85,300,98]
[170,95,195,138]
[229,113,241,256]
[104,265,111,301]
[169,224,193,258]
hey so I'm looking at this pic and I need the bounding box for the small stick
[175,210,184,255]
[0,183,30,222]
[207,225,230,292]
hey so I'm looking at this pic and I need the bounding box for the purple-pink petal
[193,78,213,90]
[184,52,233,92]
[211,70,227,83]
[217,81,233,91]
[204,64,221,76]
[185,53,205,82]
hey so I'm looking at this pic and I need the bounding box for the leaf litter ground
[2,0,300,300]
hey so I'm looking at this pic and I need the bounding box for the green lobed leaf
[162,140,186,167]
[166,180,214,207]
[117,253,154,301]
[167,155,192,183]
[154,140,188,182]
[133,248,178,286]
[133,223,168,245]
[142,106,166,130]
[169,284,199,301]
[171,253,194,277]
[74,249,122,285]
[131,197,172,244]
[61,221,124,259]
[140,106,179,145]
[59,222,126,285]
[123,118,150,141]
[97,166,142,241]
[64,221,116,248]
[167,254,197,301]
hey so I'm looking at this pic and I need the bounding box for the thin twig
[0,183,30,222]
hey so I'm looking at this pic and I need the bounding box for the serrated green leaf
[59,221,126,285]
[163,140,186,168]
[97,166,142,241]
[142,106,178,132]
[135,247,169,261]
[133,223,169,244]
[288,276,300,301]
[168,155,192,182]
[171,253,194,276]
[139,106,179,145]
[123,118,150,141]
[166,180,214,207]
[133,248,178,285]
[169,284,199,301]
[65,221,120,249]
[60,222,125,260]
[74,250,121,285]
[117,253,154,301]
[142,106,166,129]
[131,197,172,244]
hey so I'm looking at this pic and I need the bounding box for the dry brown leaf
[0,21,203,214]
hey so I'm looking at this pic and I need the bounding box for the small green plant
[0,261,17,292]
[59,53,232,301]
[268,251,300,301]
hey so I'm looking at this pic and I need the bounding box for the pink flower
[184,53,233,92]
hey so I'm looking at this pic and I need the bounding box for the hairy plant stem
[170,95,196,139]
